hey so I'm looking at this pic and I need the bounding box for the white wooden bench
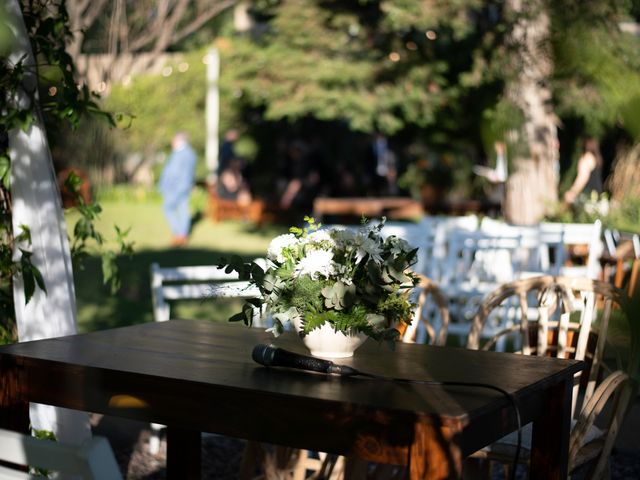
[150,262,264,323]
[148,260,266,454]
[0,428,122,479]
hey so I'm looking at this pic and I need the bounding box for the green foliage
[546,192,640,235]
[288,275,325,312]
[224,0,480,135]
[29,427,56,476]
[551,12,640,140]
[606,196,640,234]
[0,1,132,344]
[106,48,210,155]
[0,224,43,342]
[65,174,135,294]
[219,218,419,343]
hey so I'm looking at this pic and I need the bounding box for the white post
[205,48,220,186]
[6,0,91,446]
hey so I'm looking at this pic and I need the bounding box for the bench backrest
[0,428,122,480]
[150,261,265,322]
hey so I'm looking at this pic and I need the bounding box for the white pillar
[205,48,220,185]
[6,0,91,446]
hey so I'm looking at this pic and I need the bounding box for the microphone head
[252,344,276,366]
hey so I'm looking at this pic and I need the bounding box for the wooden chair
[208,184,265,224]
[466,275,633,479]
[0,428,122,479]
[400,274,449,346]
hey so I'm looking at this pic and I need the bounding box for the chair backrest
[430,215,479,279]
[441,230,525,288]
[400,274,449,346]
[0,428,122,480]
[466,275,632,478]
[150,261,264,323]
[538,220,603,279]
[380,220,434,277]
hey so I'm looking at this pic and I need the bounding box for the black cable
[351,369,522,480]
[251,345,522,479]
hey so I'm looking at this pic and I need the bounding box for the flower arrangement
[218,217,419,343]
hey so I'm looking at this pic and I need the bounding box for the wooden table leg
[166,426,201,480]
[0,356,29,433]
[0,356,29,472]
[529,378,572,480]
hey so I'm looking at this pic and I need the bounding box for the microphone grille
[252,344,275,366]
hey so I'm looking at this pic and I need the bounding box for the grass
[66,191,288,333]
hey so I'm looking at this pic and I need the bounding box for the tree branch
[171,0,237,46]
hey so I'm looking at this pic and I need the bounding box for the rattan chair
[466,275,633,479]
[399,274,450,346]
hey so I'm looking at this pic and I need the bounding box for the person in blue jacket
[158,132,197,246]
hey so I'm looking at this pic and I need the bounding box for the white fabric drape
[7,0,91,445]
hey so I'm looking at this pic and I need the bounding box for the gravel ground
[94,411,640,479]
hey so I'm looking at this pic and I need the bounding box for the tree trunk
[504,0,559,225]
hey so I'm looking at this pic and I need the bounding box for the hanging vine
[0,0,131,343]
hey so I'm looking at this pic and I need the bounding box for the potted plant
[218,217,419,357]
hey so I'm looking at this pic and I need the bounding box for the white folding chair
[538,220,603,279]
[439,230,528,347]
[0,428,122,480]
[380,220,434,277]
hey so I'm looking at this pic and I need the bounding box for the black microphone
[252,344,360,376]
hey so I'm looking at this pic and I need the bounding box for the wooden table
[0,321,583,479]
[312,196,423,221]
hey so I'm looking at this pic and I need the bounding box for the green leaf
[0,155,10,190]
[229,311,248,323]
[19,249,46,304]
[246,297,263,308]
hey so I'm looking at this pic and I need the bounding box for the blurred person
[218,157,252,206]
[219,129,239,173]
[564,137,603,204]
[474,141,508,183]
[158,132,197,246]
[369,132,398,195]
[279,140,321,210]
[474,141,508,212]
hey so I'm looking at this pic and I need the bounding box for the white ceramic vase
[293,318,367,358]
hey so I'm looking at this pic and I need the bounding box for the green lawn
[66,194,287,333]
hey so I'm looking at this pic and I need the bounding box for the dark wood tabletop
[0,320,583,479]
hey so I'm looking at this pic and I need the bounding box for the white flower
[267,233,298,263]
[294,249,336,279]
[307,229,333,244]
[355,235,384,263]
[331,228,356,244]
